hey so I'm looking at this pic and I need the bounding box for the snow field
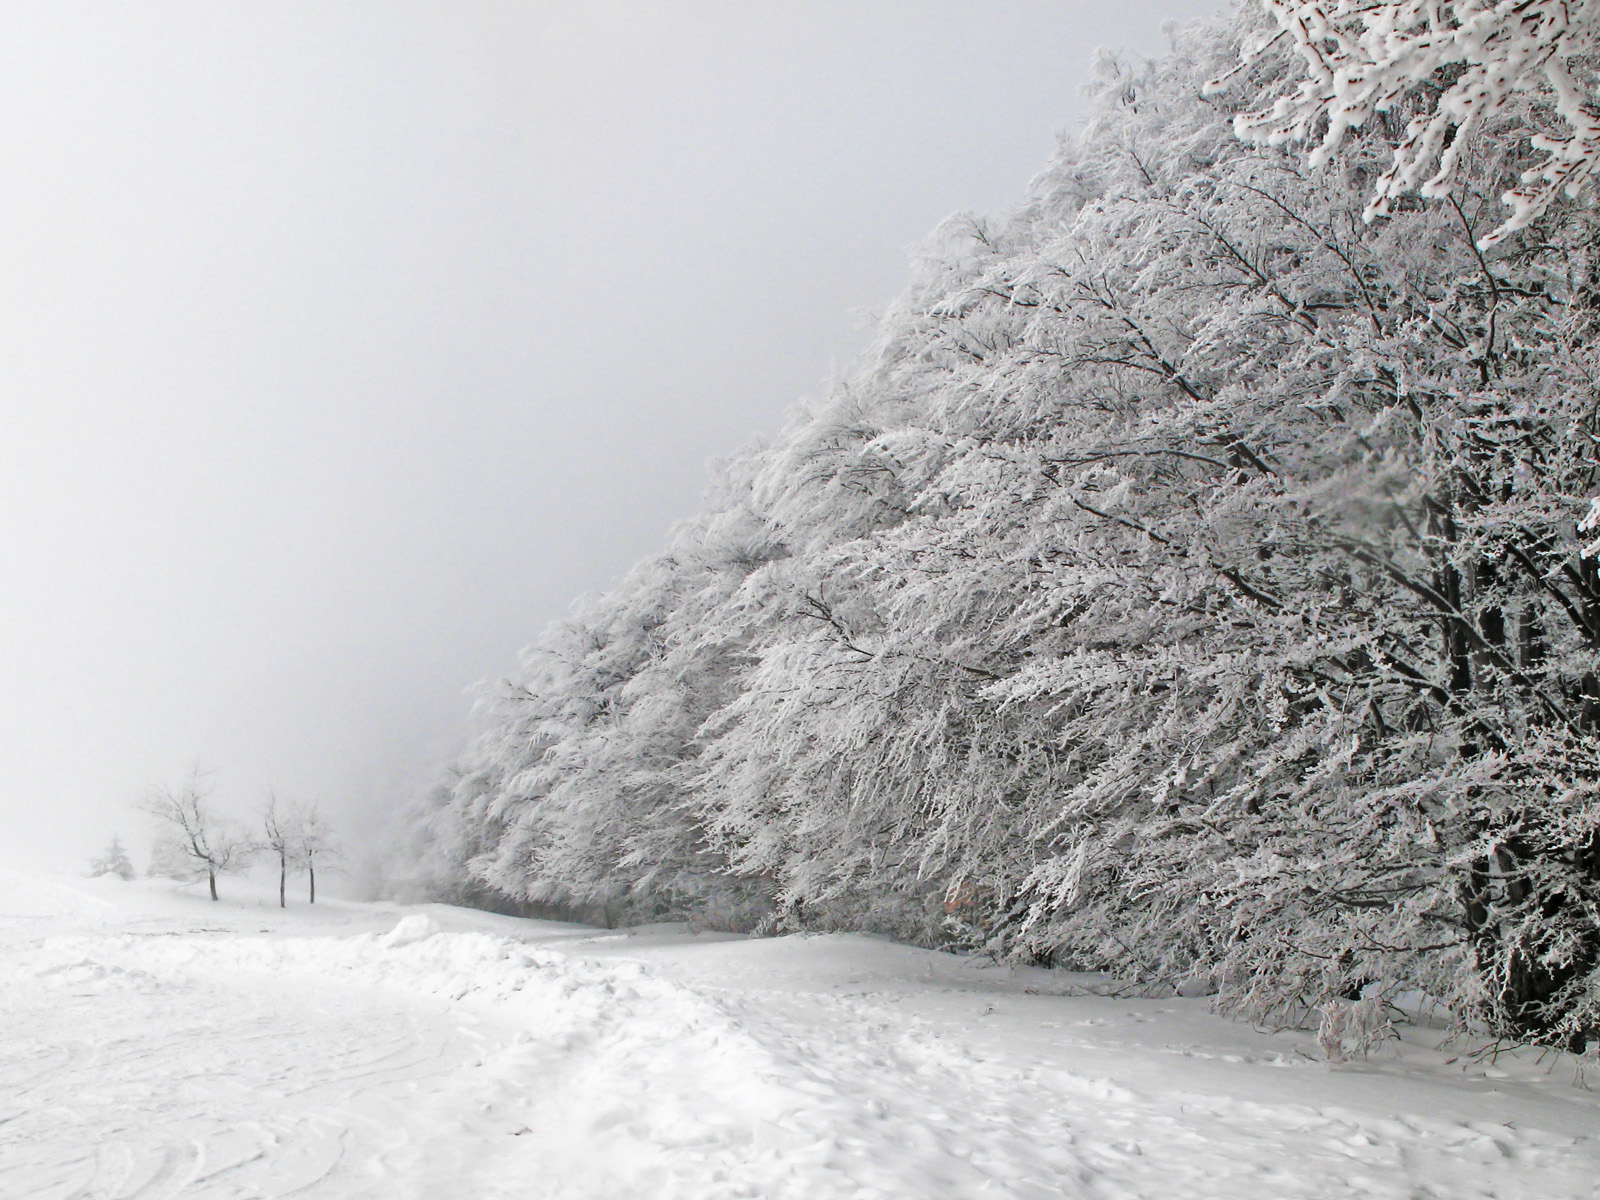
[4,871,1600,1198]
[620,962,1598,1200]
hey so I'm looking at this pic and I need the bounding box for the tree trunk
[279,852,286,909]
[208,869,218,901]
[308,862,315,904]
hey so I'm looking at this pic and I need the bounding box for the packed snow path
[5,871,1600,1199]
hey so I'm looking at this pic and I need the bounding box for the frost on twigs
[1210,0,1600,245]
[1579,495,1600,559]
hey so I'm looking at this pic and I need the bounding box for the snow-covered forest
[405,0,1600,1052]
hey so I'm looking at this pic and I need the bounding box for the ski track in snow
[4,871,1600,1199]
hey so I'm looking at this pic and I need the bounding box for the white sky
[0,0,1219,872]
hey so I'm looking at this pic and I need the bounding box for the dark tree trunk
[1440,563,1473,694]
[308,862,316,904]
[1517,605,1544,672]
[279,852,286,909]
[208,869,218,901]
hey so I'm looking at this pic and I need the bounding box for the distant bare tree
[258,792,297,908]
[147,834,195,881]
[295,803,339,904]
[137,773,249,901]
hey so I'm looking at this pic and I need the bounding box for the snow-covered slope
[5,869,1598,1199]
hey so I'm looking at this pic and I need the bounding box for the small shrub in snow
[89,835,135,881]
[1319,994,1397,1062]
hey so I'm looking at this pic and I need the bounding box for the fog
[0,1,1216,876]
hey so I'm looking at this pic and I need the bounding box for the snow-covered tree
[1214,0,1600,244]
[259,793,297,908]
[89,834,135,881]
[295,803,338,904]
[410,3,1600,1048]
[138,774,250,901]
[437,448,783,928]
[147,833,195,882]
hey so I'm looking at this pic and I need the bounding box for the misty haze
[7,1,1600,1197]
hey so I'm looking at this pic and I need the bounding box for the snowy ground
[5,869,1600,1199]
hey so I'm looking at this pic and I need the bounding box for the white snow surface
[5,869,1600,1199]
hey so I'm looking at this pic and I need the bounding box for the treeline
[408,9,1600,1047]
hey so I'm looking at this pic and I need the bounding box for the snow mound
[382,912,440,948]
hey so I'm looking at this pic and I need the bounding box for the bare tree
[137,773,249,901]
[295,803,339,904]
[259,792,297,908]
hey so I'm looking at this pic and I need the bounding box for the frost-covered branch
[1213,0,1600,244]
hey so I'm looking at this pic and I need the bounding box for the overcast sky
[0,0,1219,875]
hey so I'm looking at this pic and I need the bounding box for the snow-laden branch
[1211,0,1600,244]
